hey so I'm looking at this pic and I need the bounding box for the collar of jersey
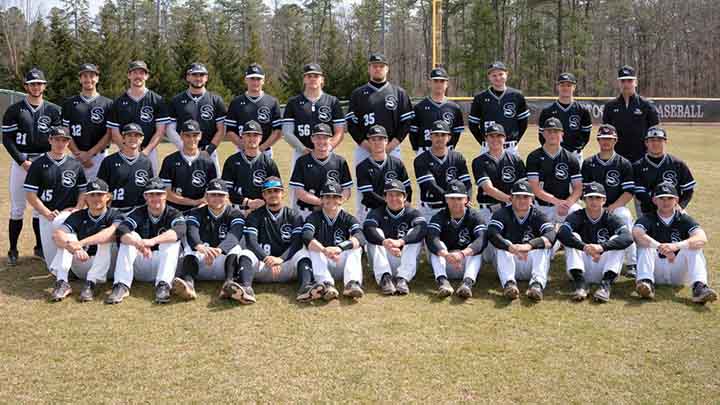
[208,205,229,220]
[186,89,207,101]
[240,151,261,165]
[449,210,466,226]
[513,206,532,224]
[584,209,604,224]
[88,209,108,223]
[265,206,284,222]
[542,147,562,160]
[311,153,333,166]
[370,157,387,169]
[427,96,447,108]
[47,153,68,166]
[487,86,507,101]
[366,82,389,93]
[119,152,141,165]
[644,153,668,168]
[126,89,148,102]
[180,151,200,165]
[302,91,324,104]
[80,94,100,104]
[657,211,677,226]
[385,206,405,219]
[594,152,617,166]
[430,151,448,165]
[23,98,44,113]
[323,210,342,225]
[245,92,264,103]
[482,149,506,163]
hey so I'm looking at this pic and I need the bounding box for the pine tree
[92,0,132,97]
[280,25,310,97]
[21,20,53,91]
[319,21,347,97]
[208,14,244,96]
[46,8,78,102]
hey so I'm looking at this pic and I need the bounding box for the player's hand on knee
[21,160,32,171]
[74,249,90,262]
[138,246,152,258]
[389,247,402,257]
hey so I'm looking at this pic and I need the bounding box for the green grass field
[1,125,718,403]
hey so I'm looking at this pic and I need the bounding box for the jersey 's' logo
[662,170,678,186]
[501,166,516,183]
[521,229,534,243]
[200,104,214,121]
[385,95,398,111]
[555,163,569,180]
[397,222,409,238]
[280,224,293,242]
[458,229,470,245]
[446,166,457,182]
[333,229,346,245]
[569,115,580,130]
[605,170,621,187]
[442,112,454,124]
[503,103,516,118]
[218,224,227,239]
[597,228,610,243]
[37,115,51,133]
[140,106,154,123]
[326,169,340,183]
[670,230,682,243]
[134,169,150,187]
[318,105,332,122]
[252,169,267,186]
[90,107,105,124]
[257,106,271,123]
[61,170,77,188]
[191,170,207,187]
[384,171,398,182]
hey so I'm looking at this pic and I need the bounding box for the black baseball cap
[645,126,667,140]
[430,67,449,80]
[79,63,100,75]
[430,120,451,134]
[583,182,607,198]
[511,180,534,197]
[384,179,406,195]
[597,124,618,139]
[121,123,144,136]
[368,53,388,65]
[320,180,343,197]
[181,119,201,134]
[543,117,564,131]
[303,63,323,75]
[485,123,506,137]
[245,64,265,79]
[144,178,167,194]
[186,63,208,75]
[653,182,678,198]
[262,177,284,191]
[86,179,110,195]
[128,60,149,73]
[24,68,47,84]
[243,120,262,134]
[311,123,332,137]
[206,178,229,195]
[487,61,507,73]
[49,126,70,139]
[557,72,577,84]
[367,125,388,139]
[617,65,636,80]
[445,180,468,198]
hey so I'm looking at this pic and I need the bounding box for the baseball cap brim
[25,79,47,84]
[618,75,636,80]
[511,191,534,197]
[597,133,617,139]
[206,190,229,195]
[385,188,406,194]
[85,189,109,195]
[321,191,343,197]
[430,76,449,80]
[143,189,166,194]
[242,130,262,135]
[304,70,323,75]
[367,133,388,138]
[444,193,467,198]
[245,73,264,79]
[654,193,678,198]
[122,130,143,136]
[431,129,451,134]
[583,192,606,198]
[486,130,506,136]
[311,131,332,137]
[50,133,72,139]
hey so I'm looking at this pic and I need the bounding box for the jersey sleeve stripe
[476,177,490,186]
[516,110,531,119]
[467,115,480,124]
[23,184,39,192]
[489,219,504,230]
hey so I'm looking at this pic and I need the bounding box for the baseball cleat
[343,281,364,299]
[219,280,236,299]
[526,282,544,301]
[7,249,18,267]
[395,277,410,295]
[636,279,655,299]
[593,281,612,303]
[503,280,519,300]
[323,283,339,301]
[296,284,314,302]
[455,278,474,299]
[239,286,256,304]
[624,264,637,279]
[172,277,197,301]
[572,280,588,302]
[380,273,396,295]
[78,280,96,302]
[50,280,72,302]
[692,283,718,304]
[105,283,130,304]
[155,281,172,304]
[436,277,453,298]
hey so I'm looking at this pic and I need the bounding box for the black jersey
[356,155,412,209]
[487,205,555,247]
[221,151,280,206]
[472,150,527,205]
[302,209,362,247]
[363,206,427,245]
[225,93,282,145]
[537,101,593,153]
[159,151,218,212]
[346,82,413,145]
[2,99,62,164]
[526,147,582,205]
[282,92,345,149]
[557,209,632,251]
[414,150,472,208]
[185,205,245,253]
[468,87,530,144]
[632,154,695,214]
[602,94,659,163]
[24,154,87,210]
[97,152,154,210]
[62,208,123,255]
[409,97,464,151]
[581,153,635,206]
[116,204,186,245]
[61,94,113,151]
[634,211,701,245]
[244,206,304,259]
[168,90,227,149]
[107,90,169,149]
[289,153,353,210]
[426,207,486,253]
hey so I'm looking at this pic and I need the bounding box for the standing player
[24,127,87,267]
[62,63,113,180]
[355,125,412,222]
[289,124,353,218]
[409,67,464,155]
[3,68,62,265]
[167,63,227,169]
[159,120,218,212]
[302,180,366,300]
[108,178,185,305]
[364,180,426,295]
[221,120,280,213]
[106,60,169,175]
[414,120,472,219]
[537,72,592,164]
[633,182,716,304]
[426,180,486,299]
[225,64,282,156]
[97,123,154,213]
[468,61,530,156]
[487,180,555,301]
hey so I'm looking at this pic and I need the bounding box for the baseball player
[426,180,486,299]
[108,178,185,304]
[3,68,62,265]
[302,180,366,300]
[221,120,280,213]
[289,123,353,219]
[61,63,113,180]
[166,63,227,169]
[233,177,321,303]
[602,65,660,165]
[633,127,695,216]
[538,72,592,164]
[48,179,121,302]
[172,179,245,301]
[355,125,412,222]
[159,119,218,212]
[487,180,555,301]
[414,120,472,219]
[106,60,169,175]
[633,182,716,304]
[225,64,282,156]
[557,182,633,302]
[468,61,530,156]
[25,127,88,268]
[409,67,464,155]
[364,179,426,295]
[581,124,637,277]
[526,117,583,224]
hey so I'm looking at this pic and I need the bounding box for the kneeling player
[364,180,426,295]
[172,179,245,301]
[108,178,185,304]
[49,179,121,302]
[557,183,633,302]
[302,180,366,300]
[633,182,716,304]
[487,180,555,301]
[426,180,486,299]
